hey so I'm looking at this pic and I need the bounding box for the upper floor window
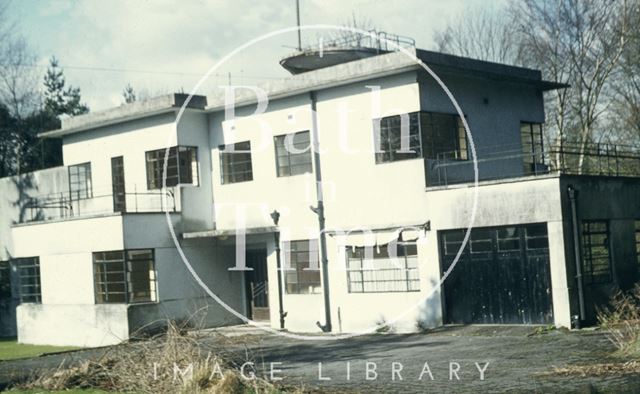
[346,243,419,293]
[274,131,313,177]
[581,220,612,284]
[421,112,468,160]
[220,141,253,184]
[93,249,157,304]
[69,162,92,200]
[284,239,321,294]
[146,146,198,189]
[374,111,467,164]
[521,122,544,173]
[375,113,422,163]
[14,257,41,303]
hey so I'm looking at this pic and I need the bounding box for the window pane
[14,257,41,303]
[581,221,612,284]
[346,243,420,293]
[220,141,254,184]
[275,131,313,177]
[284,240,321,294]
[94,249,156,303]
[68,163,92,200]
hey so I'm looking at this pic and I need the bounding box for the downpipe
[309,91,332,333]
[567,185,586,328]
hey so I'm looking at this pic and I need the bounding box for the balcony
[427,141,640,187]
[19,185,178,224]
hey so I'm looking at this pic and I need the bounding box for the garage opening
[439,223,553,324]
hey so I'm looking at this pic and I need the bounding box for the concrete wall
[559,176,640,323]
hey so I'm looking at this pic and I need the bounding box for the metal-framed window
[145,146,198,189]
[374,112,422,163]
[220,141,253,184]
[421,112,468,160]
[68,162,92,200]
[581,220,612,284]
[635,220,640,267]
[520,122,544,172]
[346,243,419,293]
[274,131,312,177]
[13,257,41,303]
[283,240,321,294]
[93,249,157,304]
[0,261,11,300]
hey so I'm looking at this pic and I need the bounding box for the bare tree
[513,0,632,173]
[434,4,523,65]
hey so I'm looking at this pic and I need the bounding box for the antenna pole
[296,0,302,51]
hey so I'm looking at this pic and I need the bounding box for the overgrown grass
[0,338,80,361]
[597,283,640,357]
[12,322,309,394]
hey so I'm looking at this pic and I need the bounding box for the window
[421,112,468,160]
[274,131,313,176]
[375,113,422,163]
[346,243,419,293]
[68,162,92,199]
[0,261,11,300]
[93,249,157,304]
[521,122,544,173]
[284,240,321,294]
[220,141,253,184]
[13,257,41,303]
[146,146,198,189]
[635,220,640,267]
[581,221,612,284]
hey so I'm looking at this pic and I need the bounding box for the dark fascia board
[416,49,569,91]
[39,93,208,139]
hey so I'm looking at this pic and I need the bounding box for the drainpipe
[309,91,332,333]
[567,185,585,328]
[270,210,287,329]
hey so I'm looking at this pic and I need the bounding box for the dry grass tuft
[15,321,299,394]
[597,283,640,356]
[548,360,640,377]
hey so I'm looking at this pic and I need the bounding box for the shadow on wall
[11,173,42,224]
[416,278,443,331]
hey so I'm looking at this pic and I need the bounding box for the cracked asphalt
[1,325,639,393]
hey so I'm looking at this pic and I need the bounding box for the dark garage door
[440,223,553,324]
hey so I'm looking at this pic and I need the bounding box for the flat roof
[40,48,567,139]
[39,93,207,138]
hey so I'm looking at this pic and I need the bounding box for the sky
[6,0,505,111]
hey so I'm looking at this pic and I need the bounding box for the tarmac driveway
[1,325,639,393]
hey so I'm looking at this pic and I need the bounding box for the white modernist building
[1,47,639,346]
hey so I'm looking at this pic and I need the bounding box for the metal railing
[21,185,177,223]
[429,140,640,187]
[301,29,415,54]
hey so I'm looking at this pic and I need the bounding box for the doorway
[245,249,269,321]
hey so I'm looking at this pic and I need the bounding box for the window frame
[93,249,158,304]
[346,242,420,293]
[420,111,468,161]
[68,162,93,200]
[581,220,612,285]
[13,257,41,304]
[0,260,11,300]
[283,239,321,295]
[219,141,254,184]
[145,146,199,190]
[520,121,545,172]
[274,130,313,177]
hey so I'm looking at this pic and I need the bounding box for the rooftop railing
[428,140,640,187]
[20,185,177,224]
[301,29,415,53]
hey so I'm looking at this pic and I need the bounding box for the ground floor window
[283,240,321,294]
[346,243,419,293]
[635,220,640,267]
[13,257,41,303]
[0,261,11,300]
[93,249,157,304]
[581,220,612,284]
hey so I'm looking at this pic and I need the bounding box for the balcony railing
[20,185,177,224]
[428,140,640,187]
